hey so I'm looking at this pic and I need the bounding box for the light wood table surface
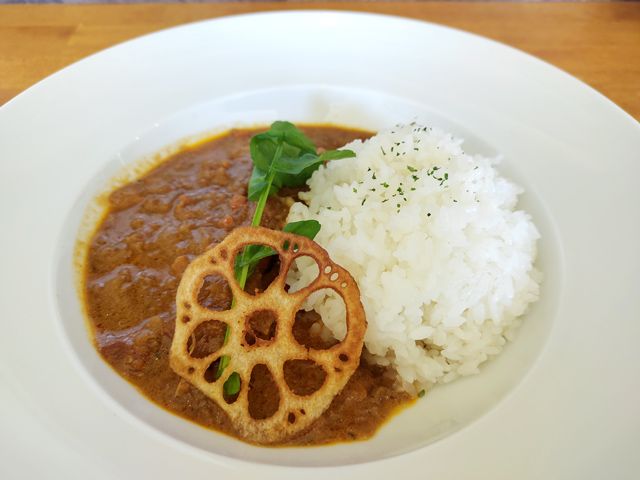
[1,2,639,119]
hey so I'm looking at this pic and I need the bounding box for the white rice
[286,124,541,391]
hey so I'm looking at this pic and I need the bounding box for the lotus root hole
[293,288,346,350]
[186,320,227,358]
[330,272,339,282]
[244,332,256,346]
[182,315,190,324]
[288,413,296,424]
[246,309,277,343]
[197,273,232,311]
[341,282,347,288]
[292,243,300,253]
[324,265,332,274]
[204,358,223,383]
[293,309,340,350]
[248,364,280,420]
[187,367,195,375]
[339,353,349,362]
[286,255,319,292]
[223,376,241,405]
[283,240,290,251]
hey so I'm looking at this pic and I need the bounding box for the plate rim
[1,9,639,477]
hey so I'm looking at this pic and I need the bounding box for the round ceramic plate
[0,10,638,479]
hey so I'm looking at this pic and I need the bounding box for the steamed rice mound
[286,124,541,391]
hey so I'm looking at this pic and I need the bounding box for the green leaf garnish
[283,219,321,238]
[318,149,356,162]
[249,121,354,195]
[223,372,241,396]
[270,149,355,177]
[268,120,317,154]
[248,167,281,201]
[233,244,276,278]
[221,121,342,395]
[220,122,346,389]
[272,152,323,175]
[249,133,280,172]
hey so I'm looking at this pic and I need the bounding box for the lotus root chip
[170,226,367,444]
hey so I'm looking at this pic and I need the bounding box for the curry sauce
[83,126,410,445]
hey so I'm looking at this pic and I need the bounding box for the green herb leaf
[249,133,279,172]
[215,354,230,379]
[233,244,277,277]
[272,152,322,175]
[272,149,354,186]
[250,124,315,177]
[283,219,321,239]
[223,372,241,396]
[248,122,354,199]
[244,123,329,278]
[223,123,333,384]
[248,168,280,201]
[318,149,356,162]
[268,121,317,154]
[418,389,426,398]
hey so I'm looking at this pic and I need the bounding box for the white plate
[1,10,639,479]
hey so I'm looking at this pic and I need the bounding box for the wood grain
[0,2,639,119]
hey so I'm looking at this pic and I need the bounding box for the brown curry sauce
[83,126,411,445]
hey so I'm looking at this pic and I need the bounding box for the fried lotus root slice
[170,226,367,444]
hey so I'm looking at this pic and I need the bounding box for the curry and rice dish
[80,123,541,446]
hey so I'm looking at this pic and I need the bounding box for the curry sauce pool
[82,126,410,445]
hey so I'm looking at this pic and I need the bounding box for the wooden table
[1,2,639,119]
